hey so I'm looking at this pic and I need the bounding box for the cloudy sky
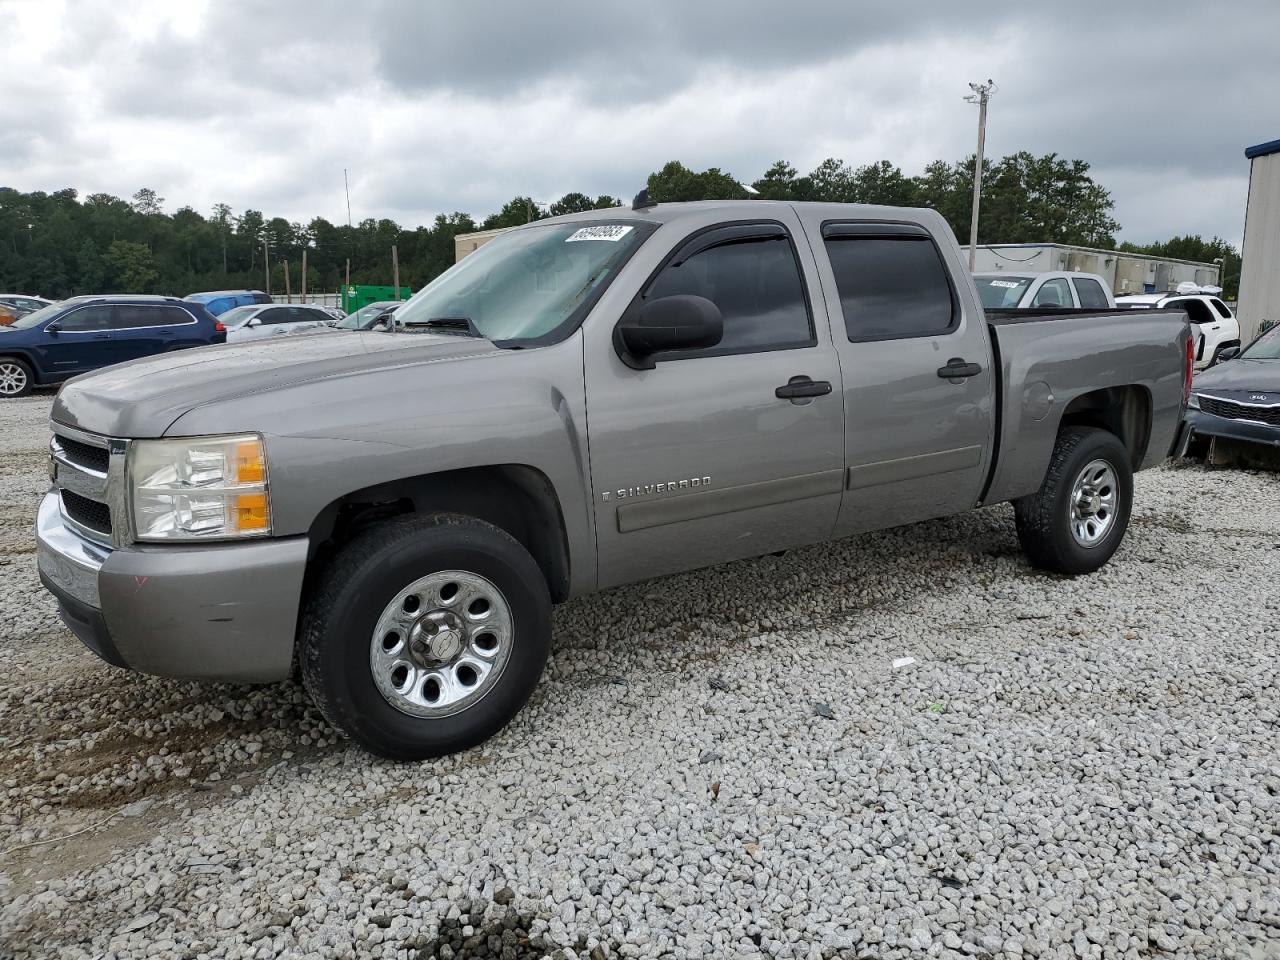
[3,0,1277,246]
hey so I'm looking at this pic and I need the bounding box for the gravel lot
[1,394,1278,960]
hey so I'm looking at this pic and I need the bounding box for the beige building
[454,227,513,262]
[971,244,1220,296]
[1237,138,1280,344]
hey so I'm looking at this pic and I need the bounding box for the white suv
[1116,294,1240,369]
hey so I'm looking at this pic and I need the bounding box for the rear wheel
[300,513,551,760]
[1014,426,1133,575]
[0,357,33,398]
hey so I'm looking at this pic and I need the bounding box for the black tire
[1014,426,1133,575]
[0,357,34,398]
[300,513,551,760]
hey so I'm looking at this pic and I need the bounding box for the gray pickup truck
[37,200,1193,759]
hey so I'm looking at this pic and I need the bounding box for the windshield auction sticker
[987,280,1020,288]
[565,225,634,243]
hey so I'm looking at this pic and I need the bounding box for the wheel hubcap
[370,570,513,718]
[1069,458,1118,547]
[0,362,27,395]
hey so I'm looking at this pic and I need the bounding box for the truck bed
[979,307,1190,506]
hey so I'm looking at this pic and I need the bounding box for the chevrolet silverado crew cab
[37,200,1193,759]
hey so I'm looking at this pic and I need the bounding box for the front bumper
[1181,409,1280,452]
[36,491,309,682]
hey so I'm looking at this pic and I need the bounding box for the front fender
[164,334,596,595]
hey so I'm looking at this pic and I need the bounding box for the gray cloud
[2,0,1276,246]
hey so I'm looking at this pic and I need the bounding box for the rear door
[110,304,194,360]
[795,214,996,537]
[583,212,845,588]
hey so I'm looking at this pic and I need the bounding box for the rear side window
[823,228,956,341]
[58,306,113,332]
[1032,278,1072,308]
[1072,277,1109,309]
[112,305,194,328]
[644,226,813,356]
[1210,298,1232,319]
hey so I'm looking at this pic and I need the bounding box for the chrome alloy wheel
[0,361,28,396]
[1069,458,1118,547]
[369,570,513,718]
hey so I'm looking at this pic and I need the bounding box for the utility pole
[392,245,400,300]
[344,258,350,313]
[301,248,307,300]
[964,79,996,271]
[284,260,292,303]
[264,239,270,296]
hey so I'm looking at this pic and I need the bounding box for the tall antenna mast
[344,168,353,230]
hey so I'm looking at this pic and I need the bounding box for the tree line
[0,152,1240,300]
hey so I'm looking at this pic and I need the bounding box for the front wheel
[300,513,551,760]
[0,357,33,398]
[1014,426,1133,575]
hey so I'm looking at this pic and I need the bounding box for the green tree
[105,239,158,291]
[646,161,748,202]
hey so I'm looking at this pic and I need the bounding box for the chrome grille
[56,435,110,473]
[50,425,118,545]
[1198,395,1280,426]
[61,489,112,534]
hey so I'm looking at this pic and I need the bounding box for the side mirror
[45,321,61,334]
[615,295,723,370]
[1217,345,1240,362]
[246,317,261,327]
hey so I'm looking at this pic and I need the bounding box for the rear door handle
[775,376,832,401]
[937,358,982,380]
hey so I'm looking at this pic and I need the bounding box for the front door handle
[937,358,982,381]
[775,376,832,401]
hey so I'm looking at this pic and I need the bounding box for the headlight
[1187,393,1200,410]
[129,435,271,541]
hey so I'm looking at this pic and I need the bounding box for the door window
[256,308,292,325]
[642,225,813,357]
[1071,277,1110,309]
[822,228,956,341]
[112,305,191,328]
[1031,278,1072,308]
[1166,298,1215,324]
[57,306,113,332]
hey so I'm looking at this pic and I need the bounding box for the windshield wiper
[398,316,483,337]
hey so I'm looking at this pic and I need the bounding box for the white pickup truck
[974,272,1115,311]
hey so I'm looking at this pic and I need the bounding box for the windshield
[220,306,259,329]
[337,303,395,330]
[1242,324,1280,360]
[975,276,1033,309]
[8,300,68,329]
[392,221,654,344]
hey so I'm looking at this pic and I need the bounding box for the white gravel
[1,394,1278,959]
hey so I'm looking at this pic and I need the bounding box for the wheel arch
[1057,384,1152,470]
[0,349,41,381]
[304,463,572,604]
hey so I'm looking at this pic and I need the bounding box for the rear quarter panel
[984,310,1189,504]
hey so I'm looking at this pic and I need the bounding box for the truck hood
[52,331,503,438]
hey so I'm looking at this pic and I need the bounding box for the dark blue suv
[0,295,226,398]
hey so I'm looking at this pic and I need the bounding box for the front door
[795,215,996,537]
[584,213,845,588]
[40,304,114,377]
